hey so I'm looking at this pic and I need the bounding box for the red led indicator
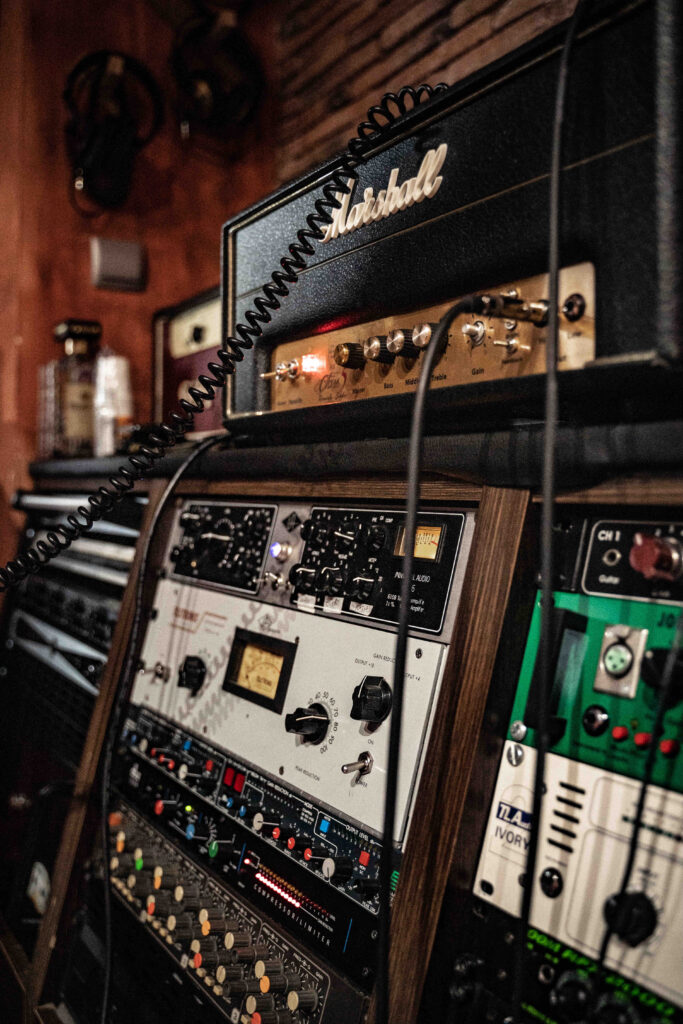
[234,772,246,794]
[358,850,370,867]
[272,827,281,840]
[244,857,251,866]
[223,766,235,787]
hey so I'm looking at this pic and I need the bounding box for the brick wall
[273,0,577,183]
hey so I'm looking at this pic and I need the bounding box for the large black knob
[288,564,317,594]
[178,656,206,696]
[351,676,392,723]
[549,970,594,1022]
[593,995,641,1024]
[284,703,329,744]
[604,891,658,947]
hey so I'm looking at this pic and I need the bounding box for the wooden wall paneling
[24,476,169,1010]
[273,0,577,183]
[367,484,530,1024]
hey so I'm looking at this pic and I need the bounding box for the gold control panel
[265,264,594,412]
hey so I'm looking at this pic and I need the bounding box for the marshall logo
[173,606,199,623]
[321,143,448,244]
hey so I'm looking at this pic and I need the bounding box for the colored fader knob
[333,341,365,369]
[287,989,320,1014]
[224,929,252,949]
[251,1012,294,1024]
[603,891,658,947]
[216,964,244,984]
[246,995,275,1015]
[255,959,284,978]
[260,971,301,994]
[363,335,394,364]
[386,328,420,359]
[350,675,392,723]
[284,703,330,744]
[629,533,682,581]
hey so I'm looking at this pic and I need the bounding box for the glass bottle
[53,319,101,457]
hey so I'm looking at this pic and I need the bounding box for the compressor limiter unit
[110,495,475,1022]
[424,512,683,1024]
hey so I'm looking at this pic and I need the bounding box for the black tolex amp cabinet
[221,0,682,444]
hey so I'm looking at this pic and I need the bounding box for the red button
[234,772,246,794]
[611,726,629,742]
[634,732,653,748]
[193,953,202,969]
[358,850,370,867]
[660,738,680,757]
[154,799,164,816]
[205,759,214,772]
[272,827,281,840]
[223,766,235,787]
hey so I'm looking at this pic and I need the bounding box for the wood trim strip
[368,484,529,1023]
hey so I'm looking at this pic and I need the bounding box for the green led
[390,870,399,892]
[184,804,193,813]
[208,840,219,859]
[135,857,144,871]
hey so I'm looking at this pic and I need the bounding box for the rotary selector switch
[177,656,206,696]
[284,703,330,744]
[603,891,658,947]
[351,676,392,723]
[332,518,364,551]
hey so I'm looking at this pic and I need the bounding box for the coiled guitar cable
[0,83,447,595]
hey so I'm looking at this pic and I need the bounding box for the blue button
[319,818,330,834]
[185,823,195,840]
[226,797,234,809]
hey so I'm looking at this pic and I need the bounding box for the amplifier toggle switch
[492,335,529,355]
[341,751,373,777]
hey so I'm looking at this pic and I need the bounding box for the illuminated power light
[184,804,193,813]
[134,857,144,871]
[244,857,251,866]
[269,541,283,560]
[301,353,324,374]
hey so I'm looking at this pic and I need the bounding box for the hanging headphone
[63,51,164,211]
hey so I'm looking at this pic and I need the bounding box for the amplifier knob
[255,959,284,978]
[333,518,364,551]
[236,943,270,963]
[300,519,329,546]
[351,676,392,723]
[334,342,365,369]
[386,329,420,359]
[287,989,319,1014]
[198,908,229,929]
[354,878,380,896]
[363,335,394,364]
[629,533,682,581]
[321,856,354,882]
[273,827,296,845]
[284,703,330,744]
[288,564,317,594]
[366,525,387,553]
[216,963,244,983]
[412,323,435,349]
[191,937,217,955]
[175,882,200,901]
[246,995,276,1015]
[252,812,281,832]
[286,835,309,853]
[302,846,329,864]
[153,865,180,888]
[238,802,262,820]
[228,977,262,996]
[180,510,204,534]
[317,565,346,595]
[171,919,203,942]
[261,972,301,994]
[224,929,252,949]
[177,656,206,696]
[146,892,172,916]
[550,970,594,1019]
[153,798,179,817]
[603,891,658,947]
[348,573,377,602]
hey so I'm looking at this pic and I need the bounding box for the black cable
[99,433,225,1024]
[0,83,446,595]
[377,294,487,1024]
[512,1,588,1019]
[596,612,683,974]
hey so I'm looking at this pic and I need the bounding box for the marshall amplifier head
[221,0,681,443]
